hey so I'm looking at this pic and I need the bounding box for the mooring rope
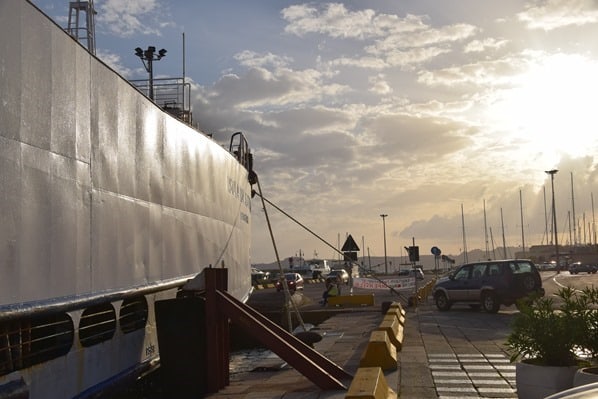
[254,176,306,332]
[252,189,411,304]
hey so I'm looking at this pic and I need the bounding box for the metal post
[380,214,388,275]
[148,55,154,100]
[134,46,166,100]
[546,169,560,273]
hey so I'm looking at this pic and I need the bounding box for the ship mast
[67,0,97,55]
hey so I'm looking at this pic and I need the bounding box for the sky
[34,0,598,265]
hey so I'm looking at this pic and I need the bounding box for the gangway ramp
[156,268,351,396]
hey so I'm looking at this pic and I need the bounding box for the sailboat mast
[571,172,577,246]
[592,193,596,245]
[501,208,507,259]
[484,199,489,259]
[461,204,468,264]
[489,227,496,259]
[519,190,525,256]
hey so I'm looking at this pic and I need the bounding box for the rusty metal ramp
[215,289,352,390]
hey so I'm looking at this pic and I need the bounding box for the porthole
[79,304,116,347]
[119,296,148,334]
[0,313,74,376]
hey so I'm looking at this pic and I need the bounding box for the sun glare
[487,53,598,161]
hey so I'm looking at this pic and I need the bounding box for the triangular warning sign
[341,234,360,252]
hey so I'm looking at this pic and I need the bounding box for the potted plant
[507,287,589,399]
[573,287,598,387]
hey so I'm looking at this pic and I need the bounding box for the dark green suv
[433,259,544,313]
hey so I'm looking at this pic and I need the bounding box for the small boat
[0,1,256,397]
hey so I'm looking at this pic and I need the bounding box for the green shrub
[507,287,596,366]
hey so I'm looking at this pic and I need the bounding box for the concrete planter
[516,360,577,399]
[574,367,598,387]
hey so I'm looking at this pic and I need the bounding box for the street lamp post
[134,46,167,100]
[545,169,560,273]
[380,214,388,275]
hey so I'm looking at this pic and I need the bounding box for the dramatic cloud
[35,0,598,263]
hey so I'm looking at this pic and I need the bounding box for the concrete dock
[204,286,517,399]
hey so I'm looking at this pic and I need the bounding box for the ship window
[119,296,148,334]
[79,304,116,347]
[0,313,74,377]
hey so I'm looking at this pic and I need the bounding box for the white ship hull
[0,1,254,397]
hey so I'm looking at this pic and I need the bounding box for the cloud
[518,0,598,30]
[282,3,476,72]
[464,38,509,53]
[282,3,425,40]
[95,49,136,78]
[369,74,392,95]
[97,0,173,37]
[417,54,529,88]
[235,51,293,69]
[202,56,349,109]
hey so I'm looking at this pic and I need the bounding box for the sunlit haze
[35,0,598,265]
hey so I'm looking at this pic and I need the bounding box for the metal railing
[130,77,192,125]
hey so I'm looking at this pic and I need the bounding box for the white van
[309,260,331,278]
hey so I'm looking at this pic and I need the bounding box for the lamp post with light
[380,214,388,275]
[545,169,560,273]
[134,46,167,100]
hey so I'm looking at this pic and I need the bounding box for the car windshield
[284,274,295,281]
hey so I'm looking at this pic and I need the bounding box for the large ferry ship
[0,1,256,397]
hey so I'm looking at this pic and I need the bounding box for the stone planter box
[516,361,577,399]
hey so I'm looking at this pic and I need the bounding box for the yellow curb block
[345,367,397,399]
[376,316,404,351]
[359,330,397,371]
[385,306,406,326]
[328,294,375,307]
[388,302,406,317]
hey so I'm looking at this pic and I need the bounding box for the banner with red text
[352,277,415,290]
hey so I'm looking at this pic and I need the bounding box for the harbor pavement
[205,289,518,399]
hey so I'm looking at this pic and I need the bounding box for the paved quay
[205,291,518,399]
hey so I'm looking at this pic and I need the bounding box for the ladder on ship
[66,1,97,55]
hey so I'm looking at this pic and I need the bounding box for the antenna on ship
[67,1,97,55]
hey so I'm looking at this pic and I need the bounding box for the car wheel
[435,292,452,311]
[481,292,500,313]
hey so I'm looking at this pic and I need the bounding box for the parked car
[327,269,349,284]
[251,267,270,284]
[398,268,424,280]
[275,273,304,292]
[433,259,544,313]
[568,262,597,274]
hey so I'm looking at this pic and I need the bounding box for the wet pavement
[205,284,519,399]
[402,305,517,398]
[121,271,594,398]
